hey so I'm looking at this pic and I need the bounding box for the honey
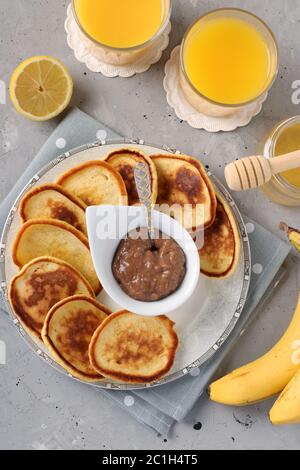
[274,124,300,189]
[259,117,300,206]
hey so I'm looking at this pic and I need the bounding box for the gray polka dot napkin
[0,107,291,437]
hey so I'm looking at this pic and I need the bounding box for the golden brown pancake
[19,183,87,235]
[199,193,240,278]
[89,310,178,383]
[151,154,217,230]
[42,296,111,382]
[105,148,158,205]
[12,219,101,294]
[9,257,95,338]
[56,160,128,206]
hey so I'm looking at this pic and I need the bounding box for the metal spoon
[134,161,156,247]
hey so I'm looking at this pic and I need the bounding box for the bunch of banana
[270,368,300,425]
[280,222,300,253]
[209,293,300,424]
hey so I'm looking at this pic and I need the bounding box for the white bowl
[86,206,200,316]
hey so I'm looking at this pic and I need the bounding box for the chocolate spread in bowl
[112,228,186,302]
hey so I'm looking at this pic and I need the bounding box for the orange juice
[73,0,169,49]
[183,15,273,105]
[275,124,300,189]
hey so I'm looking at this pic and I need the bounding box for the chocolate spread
[112,228,186,302]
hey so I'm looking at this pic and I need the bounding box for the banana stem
[279,222,290,234]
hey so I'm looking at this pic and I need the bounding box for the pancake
[199,193,240,278]
[9,257,95,338]
[151,154,217,230]
[19,183,87,235]
[105,148,158,205]
[12,219,101,294]
[56,160,128,206]
[89,310,178,383]
[42,296,111,382]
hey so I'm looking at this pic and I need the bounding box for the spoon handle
[134,162,155,240]
[225,150,300,191]
[270,149,300,173]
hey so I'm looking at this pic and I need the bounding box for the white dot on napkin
[190,367,200,377]
[252,263,263,275]
[124,395,135,407]
[246,223,255,234]
[96,129,107,140]
[56,137,67,149]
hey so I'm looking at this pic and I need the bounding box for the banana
[270,368,300,425]
[209,293,300,406]
[280,222,300,253]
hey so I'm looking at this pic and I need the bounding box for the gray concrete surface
[0,0,300,450]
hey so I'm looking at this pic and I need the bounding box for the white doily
[163,46,268,132]
[65,3,171,78]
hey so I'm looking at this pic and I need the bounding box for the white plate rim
[0,138,251,390]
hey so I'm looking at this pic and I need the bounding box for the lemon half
[10,56,73,121]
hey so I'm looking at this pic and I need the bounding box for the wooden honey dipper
[224,149,300,191]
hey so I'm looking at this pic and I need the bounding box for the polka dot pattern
[252,263,263,275]
[190,367,200,377]
[246,223,255,234]
[96,129,107,140]
[124,395,135,407]
[56,138,67,149]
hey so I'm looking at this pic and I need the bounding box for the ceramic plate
[0,139,251,390]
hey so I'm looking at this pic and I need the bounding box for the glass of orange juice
[72,0,171,66]
[179,8,278,117]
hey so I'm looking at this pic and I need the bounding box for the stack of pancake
[9,148,240,383]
